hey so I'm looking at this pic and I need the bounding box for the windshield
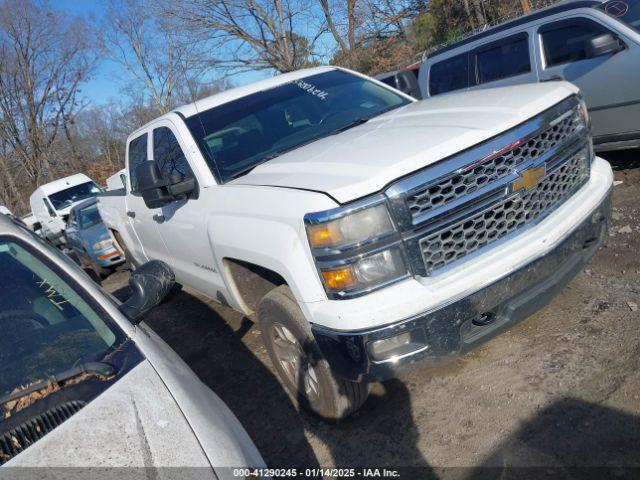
[0,237,127,415]
[48,181,102,211]
[599,0,640,32]
[184,69,412,182]
[78,203,102,229]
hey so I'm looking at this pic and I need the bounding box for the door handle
[153,214,165,223]
[126,211,136,218]
[541,75,564,82]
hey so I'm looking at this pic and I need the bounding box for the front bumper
[312,189,611,382]
[92,247,125,267]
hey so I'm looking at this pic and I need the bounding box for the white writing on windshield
[292,80,328,100]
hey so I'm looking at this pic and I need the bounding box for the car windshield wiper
[228,151,291,180]
[328,116,371,135]
[0,362,115,407]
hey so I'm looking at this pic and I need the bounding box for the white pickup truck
[99,66,613,420]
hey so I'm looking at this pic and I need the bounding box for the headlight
[578,97,590,128]
[305,196,408,298]
[578,97,595,164]
[306,203,394,248]
[320,246,407,295]
[92,239,112,250]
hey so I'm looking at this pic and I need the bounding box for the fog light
[368,328,428,362]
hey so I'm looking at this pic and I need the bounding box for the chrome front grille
[405,107,584,220]
[385,95,591,277]
[419,148,588,273]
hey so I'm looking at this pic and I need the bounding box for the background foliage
[0,0,559,214]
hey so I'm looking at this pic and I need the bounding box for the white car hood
[230,82,579,204]
[6,361,214,474]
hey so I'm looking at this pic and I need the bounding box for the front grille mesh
[406,107,584,219]
[0,401,85,465]
[419,149,588,273]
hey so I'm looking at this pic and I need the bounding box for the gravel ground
[104,150,640,474]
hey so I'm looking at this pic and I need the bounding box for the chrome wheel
[271,322,320,400]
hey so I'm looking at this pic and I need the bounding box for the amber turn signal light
[307,223,342,248]
[321,267,356,291]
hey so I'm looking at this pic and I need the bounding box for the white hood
[230,82,579,204]
[6,362,214,473]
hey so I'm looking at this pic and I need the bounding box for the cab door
[537,16,640,141]
[149,122,227,300]
[123,131,168,264]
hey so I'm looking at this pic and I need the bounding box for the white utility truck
[98,66,613,420]
[30,173,102,247]
[106,168,127,191]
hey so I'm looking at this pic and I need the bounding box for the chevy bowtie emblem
[512,164,546,192]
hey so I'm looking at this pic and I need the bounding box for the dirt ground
[104,150,640,474]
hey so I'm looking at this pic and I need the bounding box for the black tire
[258,285,369,421]
[110,229,137,271]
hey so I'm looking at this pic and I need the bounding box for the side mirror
[118,260,175,324]
[136,161,174,209]
[586,33,623,58]
[167,172,196,198]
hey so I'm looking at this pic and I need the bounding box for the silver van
[418,0,640,152]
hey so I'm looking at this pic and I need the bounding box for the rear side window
[474,35,531,84]
[429,53,469,96]
[42,199,56,217]
[153,127,193,181]
[541,19,608,67]
[128,134,148,193]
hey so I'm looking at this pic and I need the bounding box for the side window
[429,53,469,96]
[540,19,608,67]
[128,133,148,193]
[474,35,531,84]
[379,76,397,89]
[43,199,56,217]
[396,74,408,92]
[153,127,193,181]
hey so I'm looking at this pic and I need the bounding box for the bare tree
[0,0,94,212]
[365,0,414,39]
[318,0,361,67]
[102,0,208,114]
[161,0,322,73]
[519,0,532,13]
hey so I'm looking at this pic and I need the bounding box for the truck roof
[427,0,602,59]
[31,173,94,198]
[130,66,338,137]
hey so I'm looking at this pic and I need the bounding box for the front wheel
[258,285,369,421]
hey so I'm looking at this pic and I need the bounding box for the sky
[53,0,271,106]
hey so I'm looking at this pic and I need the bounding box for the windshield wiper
[228,151,288,180]
[0,362,115,406]
[328,116,371,135]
